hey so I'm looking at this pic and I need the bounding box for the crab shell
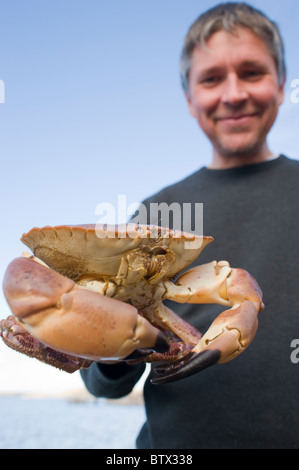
[21,224,212,282]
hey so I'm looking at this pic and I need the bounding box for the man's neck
[208,146,276,170]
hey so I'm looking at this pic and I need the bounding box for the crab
[0,224,264,384]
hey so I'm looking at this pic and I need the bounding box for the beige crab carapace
[0,224,264,384]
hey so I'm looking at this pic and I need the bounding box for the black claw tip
[151,349,221,385]
[123,333,170,365]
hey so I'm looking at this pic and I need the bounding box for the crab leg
[152,261,263,384]
[1,256,169,370]
[0,315,93,372]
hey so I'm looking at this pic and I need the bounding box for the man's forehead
[201,26,264,45]
[196,60,267,74]
[190,28,273,69]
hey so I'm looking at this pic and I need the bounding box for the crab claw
[151,349,221,384]
[0,315,93,372]
[1,256,170,370]
[153,262,263,384]
[151,300,259,384]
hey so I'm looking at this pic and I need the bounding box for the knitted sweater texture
[81,155,299,449]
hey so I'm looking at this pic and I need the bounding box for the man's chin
[215,141,263,159]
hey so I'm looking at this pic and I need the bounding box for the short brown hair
[180,2,286,93]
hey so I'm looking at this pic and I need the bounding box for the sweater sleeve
[80,361,146,399]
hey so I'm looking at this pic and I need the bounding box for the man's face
[186,27,285,160]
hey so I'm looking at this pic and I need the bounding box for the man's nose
[221,74,248,105]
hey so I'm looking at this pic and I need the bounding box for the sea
[0,394,146,449]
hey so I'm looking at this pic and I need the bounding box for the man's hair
[180,2,286,94]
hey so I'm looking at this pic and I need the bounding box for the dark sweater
[81,155,299,449]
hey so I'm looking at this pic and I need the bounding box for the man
[81,3,299,448]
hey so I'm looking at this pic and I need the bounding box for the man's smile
[215,113,259,125]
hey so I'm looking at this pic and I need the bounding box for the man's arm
[80,361,146,399]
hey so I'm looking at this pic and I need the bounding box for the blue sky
[0,0,299,394]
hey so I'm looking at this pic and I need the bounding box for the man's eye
[242,70,264,79]
[201,76,219,86]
